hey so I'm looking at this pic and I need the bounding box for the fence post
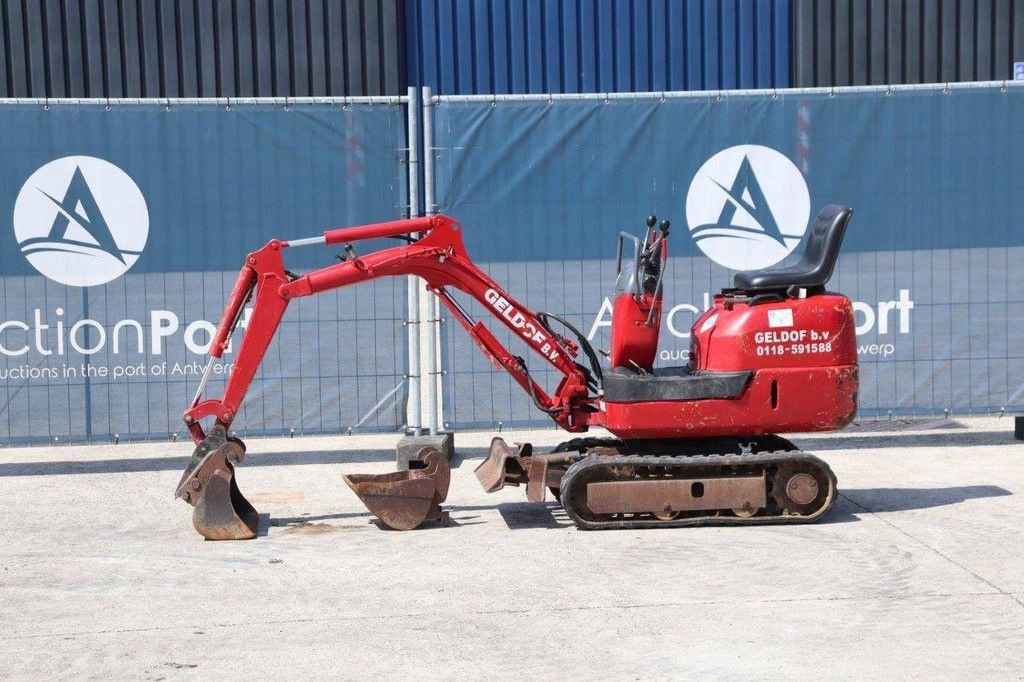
[405,86,422,435]
[420,86,441,436]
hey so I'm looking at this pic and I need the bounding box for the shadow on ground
[795,431,1019,451]
[247,486,1014,533]
[839,485,1012,512]
[476,485,1013,530]
[0,446,483,477]
[0,425,1017,478]
[265,510,485,533]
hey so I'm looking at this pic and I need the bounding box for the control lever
[642,217,671,327]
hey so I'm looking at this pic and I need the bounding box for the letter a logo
[685,145,810,271]
[712,156,792,247]
[13,156,149,287]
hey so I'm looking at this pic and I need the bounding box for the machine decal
[754,329,833,356]
[768,309,794,328]
[483,288,560,362]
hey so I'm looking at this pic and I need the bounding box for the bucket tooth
[474,437,531,493]
[343,447,450,530]
[176,427,259,540]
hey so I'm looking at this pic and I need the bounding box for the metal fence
[429,81,1024,429]
[0,97,410,443]
[4,81,1024,443]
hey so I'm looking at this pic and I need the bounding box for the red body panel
[691,294,858,372]
[609,292,660,371]
[599,365,858,439]
[595,293,859,439]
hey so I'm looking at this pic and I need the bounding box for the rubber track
[559,450,837,530]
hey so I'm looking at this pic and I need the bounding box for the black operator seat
[732,205,853,292]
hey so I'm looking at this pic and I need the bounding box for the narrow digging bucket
[343,447,450,530]
[175,427,259,540]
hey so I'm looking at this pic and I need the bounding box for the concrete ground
[1,418,1023,680]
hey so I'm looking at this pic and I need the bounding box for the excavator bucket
[343,447,450,530]
[175,426,259,540]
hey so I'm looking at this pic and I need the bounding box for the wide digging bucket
[343,447,450,530]
[175,426,259,540]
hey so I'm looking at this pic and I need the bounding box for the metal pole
[417,277,433,434]
[405,86,422,435]
[421,86,439,436]
[434,294,444,431]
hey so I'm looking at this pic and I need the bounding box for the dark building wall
[0,0,405,98]
[3,0,1021,99]
[793,0,1024,86]
[405,0,793,94]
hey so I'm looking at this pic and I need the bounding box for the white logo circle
[13,156,148,287]
[685,145,810,271]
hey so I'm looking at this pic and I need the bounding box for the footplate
[175,425,259,540]
[474,437,575,503]
[343,447,451,530]
[474,437,531,492]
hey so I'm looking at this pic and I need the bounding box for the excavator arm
[183,214,596,446]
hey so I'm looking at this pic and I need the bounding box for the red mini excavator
[176,205,857,539]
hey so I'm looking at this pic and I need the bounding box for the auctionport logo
[12,156,149,287]
[685,145,810,271]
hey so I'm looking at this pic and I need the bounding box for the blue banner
[432,84,1024,426]
[0,102,409,443]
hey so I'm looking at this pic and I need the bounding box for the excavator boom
[183,214,594,446]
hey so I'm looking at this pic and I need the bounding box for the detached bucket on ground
[343,447,450,530]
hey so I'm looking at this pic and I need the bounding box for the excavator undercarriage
[477,435,836,530]
[175,205,857,538]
